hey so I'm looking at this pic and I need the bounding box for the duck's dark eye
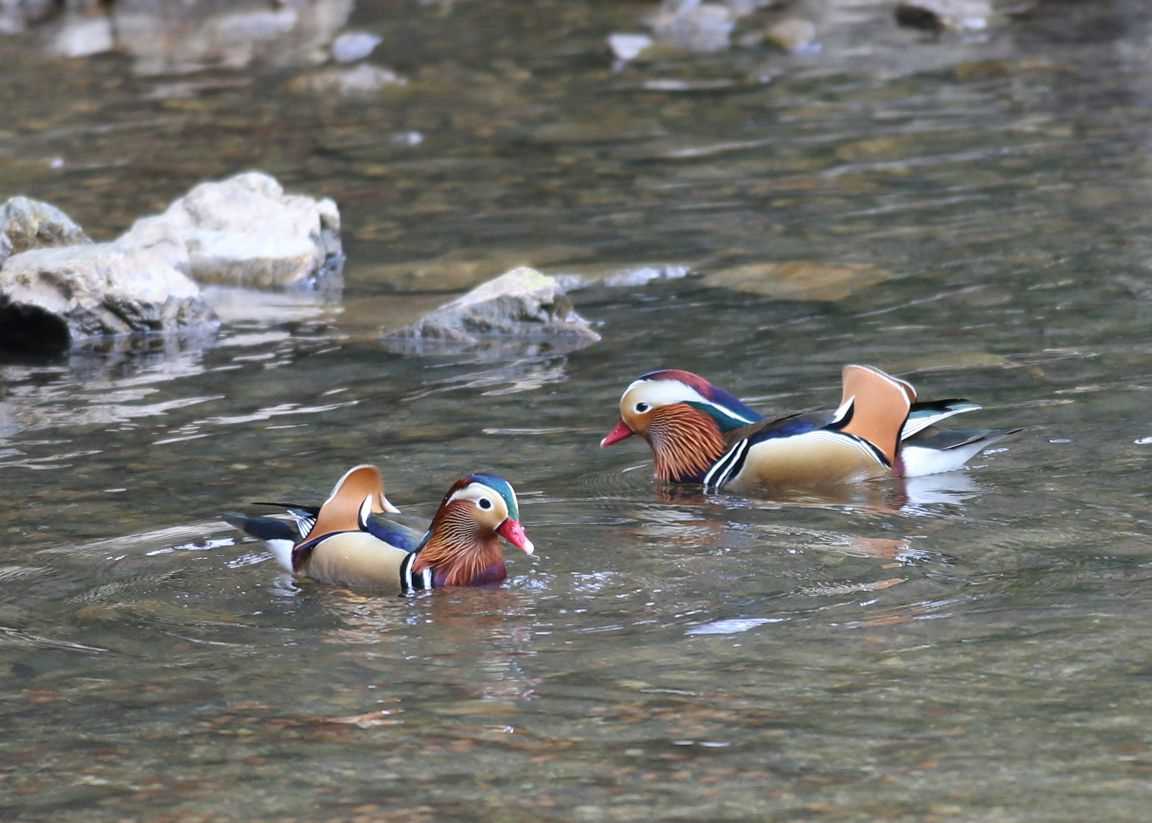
[635,402,650,413]
[478,498,493,510]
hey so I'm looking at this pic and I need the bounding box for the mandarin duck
[601,365,1018,492]
[224,465,534,592]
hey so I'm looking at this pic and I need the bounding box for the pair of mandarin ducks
[227,365,1017,593]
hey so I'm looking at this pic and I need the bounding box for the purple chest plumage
[434,561,507,588]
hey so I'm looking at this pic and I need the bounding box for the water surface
[3,1,1152,820]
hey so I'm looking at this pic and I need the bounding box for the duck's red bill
[497,519,534,556]
[600,419,633,447]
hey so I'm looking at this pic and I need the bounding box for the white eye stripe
[622,379,755,424]
[447,483,509,514]
[448,483,489,504]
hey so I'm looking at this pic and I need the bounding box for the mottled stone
[382,266,600,348]
[0,196,90,263]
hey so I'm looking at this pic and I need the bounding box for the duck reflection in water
[319,586,541,705]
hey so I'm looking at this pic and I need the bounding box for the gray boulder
[0,244,216,353]
[0,196,90,264]
[382,266,601,349]
[117,171,343,289]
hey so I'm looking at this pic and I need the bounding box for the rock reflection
[0,338,214,439]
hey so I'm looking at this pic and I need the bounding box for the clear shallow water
[4,1,1152,820]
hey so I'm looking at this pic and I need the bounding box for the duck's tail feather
[248,502,317,539]
[901,427,1022,476]
[833,365,914,466]
[221,513,297,572]
[902,399,982,441]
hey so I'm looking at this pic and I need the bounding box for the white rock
[608,33,653,63]
[0,243,216,351]
[117,171,343,289]
[48,14,115,58]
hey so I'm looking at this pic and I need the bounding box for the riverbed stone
[330,30,381,63]
[705,261,890,301]
[286,63,406,96]
[894,0,992,32]
[763,18,817,52]
[117,171,343,289]
[109,0,355,75]
[647,1,736,53]
[382,266,601,347]
[0,196,90,264]
[0,243,216,352]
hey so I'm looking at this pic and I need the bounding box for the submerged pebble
[330,30,382,64]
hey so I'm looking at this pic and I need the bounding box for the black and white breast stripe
[399,553,434,594]
[703,438,751,491]
[837,432,891,467]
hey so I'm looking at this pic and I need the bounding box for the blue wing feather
[364,516,425,552]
